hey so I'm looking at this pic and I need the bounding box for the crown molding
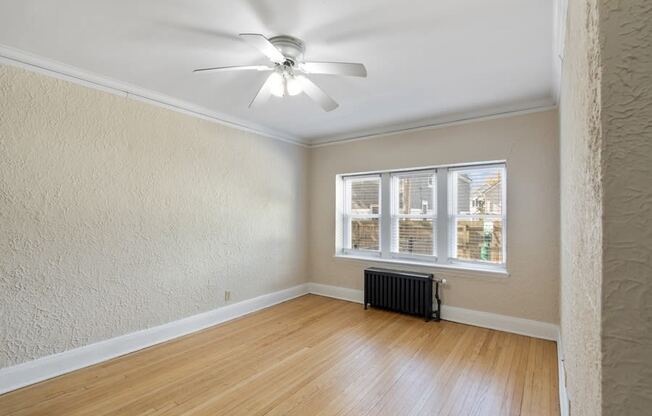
[308,102,558,148]
[0,44,307,148]
[1,44,558,150]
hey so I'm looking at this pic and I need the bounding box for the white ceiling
[0,0,555,145]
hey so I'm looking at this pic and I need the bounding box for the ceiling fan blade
[297,76,339,112]
[249,73,277,108]
[193,65,273,73]
[300,62,367,77]
[239,33,286,64]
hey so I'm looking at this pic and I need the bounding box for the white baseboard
[0,283,309,395]
[310,282,566,411]
[308,282,364,303]
[441,305,558,341]
[1,281,561,395]
[310,281,565,413]
[557,329,570,416]
[307,282,558,341]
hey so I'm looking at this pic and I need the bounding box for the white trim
[0,282,562,398]
[389,252,438,264]
[337,160,507,178]
[308,104,557,147]
[557,329,570,416]
[436,167,449,266]
[308,283,365,304]
[380,173,392,258]
[307,283,557,340]
[334,253,508,277]
[0,284,309,395]
[0,44,306,148]
[441,305,558,341]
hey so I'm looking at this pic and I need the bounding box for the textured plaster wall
[308,110,560,323]
[599,0,652,413]
[560,0,652,414]
[559,0,603,414]
[0,64,309,368]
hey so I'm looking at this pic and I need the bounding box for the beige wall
[561,0,652,414]
[0,64,309,368]
[1,62,561,374]
[599,0,652,414]
[309,110,560,323]
[559,0,603,414]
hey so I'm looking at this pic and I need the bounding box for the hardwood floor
[0,295,559,416]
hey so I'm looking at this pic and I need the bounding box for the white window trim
[335,161,507,275]
[448,164,507,268]
[334,253,509,277]
[341,174,381,253]
[389,169,437,262]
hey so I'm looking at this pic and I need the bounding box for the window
[391,171,436,258]
[450,165,505,265]
[336,163,506,273]
[342,175,381,252]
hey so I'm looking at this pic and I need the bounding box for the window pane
[456,218,503,263]
[397,218,434,255]
[396,174,435,215]
[349,178,380,215]
[351,218,379,250]
[454,168,503,215]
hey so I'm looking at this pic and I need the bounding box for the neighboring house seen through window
[391,171,437,258]
[342,175,381,251]
[450,166,505,265]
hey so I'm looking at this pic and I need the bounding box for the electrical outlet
[224,290,231,302]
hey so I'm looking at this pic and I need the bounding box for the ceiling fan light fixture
[269,72,285,97]
[286,75,303,96]
[270,71,303,97]
[195,33,367,111]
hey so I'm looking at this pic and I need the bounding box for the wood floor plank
[2,295,329,416]
[350,322,465,416]
[0,295,559,416]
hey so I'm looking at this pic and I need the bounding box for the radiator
[364,267,442,321]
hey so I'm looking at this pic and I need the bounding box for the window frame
[448,163,507,269]
[341,174,382,258]
[336,161,508,274]
[389,169,438,263]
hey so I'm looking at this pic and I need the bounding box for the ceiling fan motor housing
[269,35,305,65]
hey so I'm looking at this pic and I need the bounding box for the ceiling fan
[193,33,367,112]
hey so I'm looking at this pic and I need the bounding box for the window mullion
[380,172,392,258]
[342,179,351,250]
[436,167,449,265]
[343,214,351,249]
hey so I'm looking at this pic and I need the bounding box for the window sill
[334,253,509,277]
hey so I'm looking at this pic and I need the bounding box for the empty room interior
[0,1,650,415]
